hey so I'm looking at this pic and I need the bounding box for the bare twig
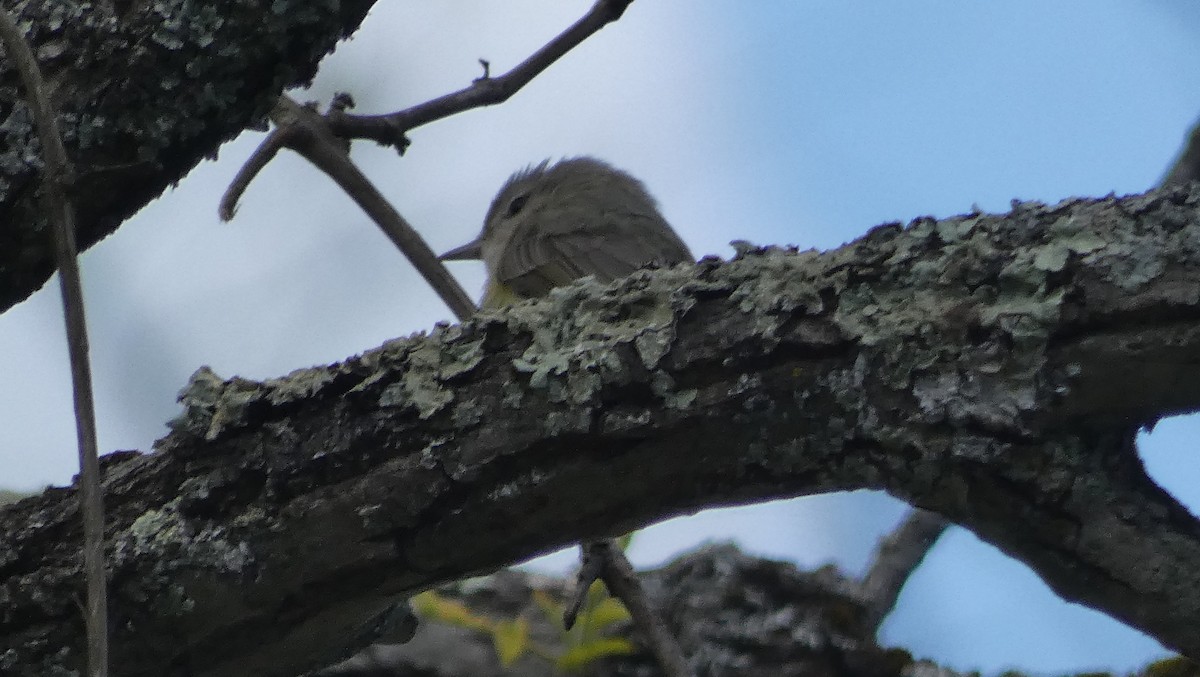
[223,96,477,321]
[857,509,949,634]
[220,1,684,664]
[565,540,691,677]
[219,93,352,222]
[562,543,605,630]
[326,0,636,148]
[221,0,635,322]
[0,9,108,677]
[221,0,636,319]
[218,127,288,221]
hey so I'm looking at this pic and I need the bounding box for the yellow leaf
[532,589,570,641]
[556,637,638,672]
[585,580,608,607]
[587,597,631,630]
[411,591,493,633]
[615,531,636,551]
[532,589,562,621]
[570,581,622,642]
[493,617,529,667]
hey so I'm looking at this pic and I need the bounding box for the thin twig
[565,540,691,677]
[219,125,288,221]
[857,509,948,634]
[326,0,636,148]
[222,2,682,663]
[221,0,636,319]
[562,543,605,630]
[267,96,476,321]
[0,9,108,677]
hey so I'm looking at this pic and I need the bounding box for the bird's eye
[505,194,528,218]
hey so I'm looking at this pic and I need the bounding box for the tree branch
[223,95,477,321]
[3,186,1200,674]
[324,0,636,149]
[565,541,690,677]
[316,544,921,676]
[219,0,641,321]
[0,0,377,317]
[0,9,108,676]
[856,510,949,634]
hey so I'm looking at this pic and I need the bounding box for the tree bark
[2,185,1200,674]
[0,0,376,314]
[314,544,918,677]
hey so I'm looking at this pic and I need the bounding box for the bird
[440,156,693,309]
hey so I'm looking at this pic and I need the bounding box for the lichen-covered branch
[3,186,1200,674]
[0,0,376,315]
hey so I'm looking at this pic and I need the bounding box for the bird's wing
[495,217,692,299]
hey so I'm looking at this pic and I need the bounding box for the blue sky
[1,2,1198,673]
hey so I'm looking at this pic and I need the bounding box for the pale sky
[2,2,1198,673]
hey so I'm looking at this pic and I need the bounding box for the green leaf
[556,637,638,672]
[586,597,632,630]
[411,591,493,633]
[532,589,561,621]
[585,580,608,606]
[493,617,529,667]
[532,589,569,641]
[570,580,612,642]
[615,531,636,551]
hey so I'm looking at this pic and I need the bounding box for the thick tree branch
[0,0,376,316]
[3,186,1200,674]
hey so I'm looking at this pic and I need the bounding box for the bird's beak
[439,236,484,261]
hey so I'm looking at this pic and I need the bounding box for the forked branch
[220,0,637,321]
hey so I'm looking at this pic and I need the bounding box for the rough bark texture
[0,0,375,314]
[2,185,1200,674]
